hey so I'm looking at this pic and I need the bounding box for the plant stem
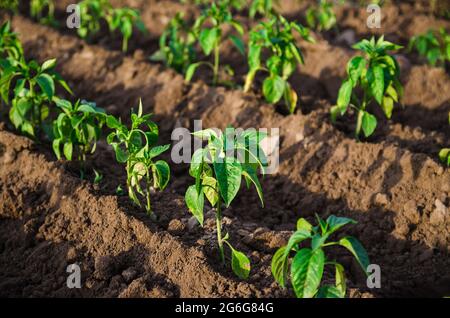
[215,196,225,264]
[213,41,220,86]
[145,170,152,216]
[355,94,367,140]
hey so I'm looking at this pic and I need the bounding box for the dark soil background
[0,0,449,298]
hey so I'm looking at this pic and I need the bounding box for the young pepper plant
[271,214,370,298]
[0,21,24,62]
[408,28,450,67]
[106,7,147,52]
[52,98,106,178]
[185,127,267,279]
[331,36,403,139]
[106,100,170,218]
[185,1,245,86]
[244,15,314,114]
[249,0,276,18]
[30,0,57,27]
[0,58,73,137]
[0,0,19,13]
[77,0,112,41]
[306,0,339,32]
[150,13,197,74]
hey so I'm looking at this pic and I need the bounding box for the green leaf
[202,175,218,207]
[230,247,251,279]
[192,128,218,140]
[326,215,357,235]
[185,62,202,82]
[41,59,56,71]
[291,248,325,298]
[55,98,72,112]
[362,111,377,137]
[106,115,121,129]
[271,246,288,287]
[438,148,450,165]
[347,56,366,86]
[386,84,398,103]
[381,96,394,119]
[199,27,219,55]
[368,65,384,105]
[317,285,343,298]
[248,45,261,70]
[189,148,206,178]
[297,218,313,232]
[330,105,341,123]
[337,79,352,113]
[339,236,370,274]
[78,104,97,113]
[213,156,242,207]
[36,73,55,100]
[149,144,170,159]
[185,185,204,226]
[262,76,285,104]
[63,142,73,161]
[229,35,245,55]
[242,165,264,207]
[52,139,62,160]
[112,144,129,163]
[153,160,170,190]
[272,229,311,288]
[335,263,346,297]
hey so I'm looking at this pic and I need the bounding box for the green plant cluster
[77,0,147,52]
[408,28,450,67]
[0,21,168,217]
[272,215,370,298]
[332,36,403,139]
[155,2,312,114]
[306,0,340,32]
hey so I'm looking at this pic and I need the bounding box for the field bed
[0,1,449,298]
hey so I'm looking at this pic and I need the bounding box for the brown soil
[0,1,449,298]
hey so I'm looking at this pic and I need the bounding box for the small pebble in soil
[374,193,389,206]
[430,199,447,225]
[167,219,186,235]
[121,268,138,283]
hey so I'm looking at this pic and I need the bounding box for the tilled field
[0,0,449,298]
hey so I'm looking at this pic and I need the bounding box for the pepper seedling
[30,0,57,27]
[0,21,24,62]
[0,0,19,13]
[106,100,170,218]
[185,1,245,86]
[249,0,276,18]
[77,0,112,41]
[52,98,106,178]
[331,36,403,139]
[244,15,314,114]
[106,7,147,52]
[271,214,370,298]
[306,0,339,32]
[408,28,450,67]
[0,58,73,137]
[185,127,267,279]
[150,13,197,74]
